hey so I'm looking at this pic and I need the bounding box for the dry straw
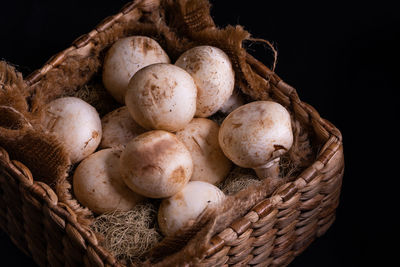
[219,167,262,195]
[92,202,162,264]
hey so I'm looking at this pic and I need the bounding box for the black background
[0,0,398,266]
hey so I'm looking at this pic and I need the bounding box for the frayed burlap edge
[0,61,30,116]
[0,62,71,185]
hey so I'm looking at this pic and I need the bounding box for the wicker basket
[0,0,344,266]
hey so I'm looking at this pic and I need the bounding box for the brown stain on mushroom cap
[83,130,100,149]
[92,131,99,139]
[185,57,202,73]
[134,133,177,166]
[147,134,176,157]
[178,50,206,74]
[177,46,216,75]
[142,76,174,102]
[173,191,184,201]
[173,191,188,207]
[170,166,186,185]
[129,131,189,174]
[132,36,158,56]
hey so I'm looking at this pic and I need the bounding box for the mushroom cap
[102,36,170,103]
[100,106,147,149]
[41,97,102,164]
[73,148,144,214]
[158,181,225,236]
[120,130,193,198]
[175,45,235,117]
[125,63,197,132]
[176,118,232,185]
[219,101,293,169]
[219,88,245,114]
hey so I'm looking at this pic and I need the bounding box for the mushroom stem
[254,157,281,179]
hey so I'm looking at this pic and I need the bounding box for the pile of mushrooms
[40,36,294,238]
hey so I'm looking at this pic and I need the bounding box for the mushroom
[41,97,102,164]
[102,36,170,103]
[73,148,144,214]
[218,101,293,179]
[219,88,245,114]
[125,63,197,132]
[176,118,232,185]
[120,130,193,198]
[175,45,235,117]
[158,181,225,236]
[99,106,147,149]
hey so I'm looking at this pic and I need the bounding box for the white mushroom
[175,45,235,117]
[219,88,245,114]
[99,106,146,149]
[158,181,225,236]
[176,118,232,185]
[41,97,102,164]
[218,101,293,179]
[125,63,197,132]
[120,130,193,198]
[73,148,144,214]
[102,36,170,103]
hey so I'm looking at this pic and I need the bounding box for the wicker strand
[203,137,343,265]
[0,147,119,266]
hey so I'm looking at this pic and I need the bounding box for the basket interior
[42,17,320,266]
[2,0,343,265]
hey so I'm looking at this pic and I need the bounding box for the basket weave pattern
[0,0,344,266]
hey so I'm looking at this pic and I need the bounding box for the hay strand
[218,166,262,195]
[91,202,162,263]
